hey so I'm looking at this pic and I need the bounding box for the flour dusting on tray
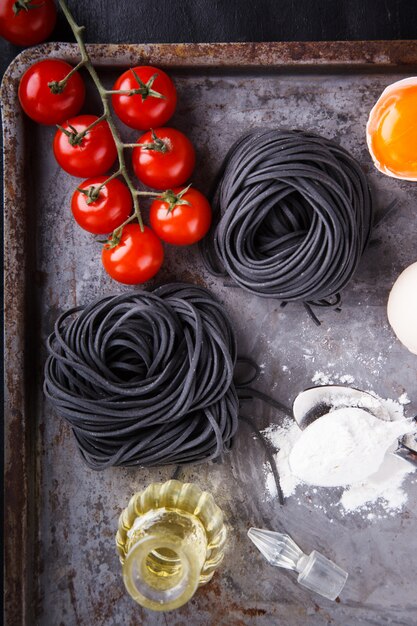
[262,380,416,518]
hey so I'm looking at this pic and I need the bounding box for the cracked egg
[366,77,417,181]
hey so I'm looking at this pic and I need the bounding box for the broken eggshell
[366,76,417,181]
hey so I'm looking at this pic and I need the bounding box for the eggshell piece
[366,77,417,181]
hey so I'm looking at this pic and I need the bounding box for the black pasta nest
[44,284,239,470]
[201,129,373,321]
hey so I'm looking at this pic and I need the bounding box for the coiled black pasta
[201,129,373,321]
[44,284,240,470]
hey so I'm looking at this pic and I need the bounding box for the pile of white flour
[263,385,416,517]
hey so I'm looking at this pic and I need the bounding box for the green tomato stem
[58,114,107,146]
[114,213,137,234]
[48,60,86,94]
[105,89,136,95]
[58,0,144,232]
[81,112,107,133]
[108,214,138,248]
[124,139,168,153]
[105,71,166,101]
[95,168,122,194]
[13,0,44,14]
[83,169,123,204]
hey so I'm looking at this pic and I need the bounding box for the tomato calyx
[105,213,139,248]
[103,230,122,249]
[48,80,67,95]
[13,0,44,15]
[130,70,166,101]
[57,123,85,146]
[76,185,101,205]
[140,129,169,153]
[159,185,191,214]
[47,60,86,95]
[116,69,167,102]
[56,115,105,147]
[105,222,128,249]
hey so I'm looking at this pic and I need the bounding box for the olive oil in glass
[116,480,227,611]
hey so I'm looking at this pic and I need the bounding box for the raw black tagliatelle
[200,129,374,322]
[44,284,240,470]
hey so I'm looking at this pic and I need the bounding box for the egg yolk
[368,83,417,179]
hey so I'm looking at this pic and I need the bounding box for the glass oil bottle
[116,479,227,611]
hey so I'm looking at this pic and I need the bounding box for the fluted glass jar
[116,480,227,611]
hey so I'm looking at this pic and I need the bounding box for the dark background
[2,0,417,76]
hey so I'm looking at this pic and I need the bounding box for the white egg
[387,261,417,355]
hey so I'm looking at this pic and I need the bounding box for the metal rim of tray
[3,40,417,625]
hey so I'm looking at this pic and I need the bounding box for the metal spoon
[292,384,417,462]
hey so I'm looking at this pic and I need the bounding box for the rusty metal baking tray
[3,41,417,626]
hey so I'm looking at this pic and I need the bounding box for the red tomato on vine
[53,115,117,178]
[19,59,85,125]
[150,187,212,246]
[132,127,196,190]
[0,0,56,46]
[102,224,164,284]
[71,177,132,234]
[112,66,177,130]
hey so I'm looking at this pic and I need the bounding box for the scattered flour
[263,420,301,498]
[380,397,405,421]
[288,408,414,487]
[312,371,356,385]
[312,371,334,385]
[262,387,417,518]
[398,392,411,405]
[339,374,355,384]
[341,454,415,512]
[265,469,278,498]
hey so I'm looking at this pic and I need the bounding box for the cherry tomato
[18,59,85,125]
[0,0,56,46]
[71,177,132,235]
[53,115,117,178]
[132,127,195,190]
[112,66,177,130]
[150,187,212,246]
[102,224,164,284]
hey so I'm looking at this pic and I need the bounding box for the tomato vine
[56,0,164,234]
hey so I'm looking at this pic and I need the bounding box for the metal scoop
[292,385,417,462]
